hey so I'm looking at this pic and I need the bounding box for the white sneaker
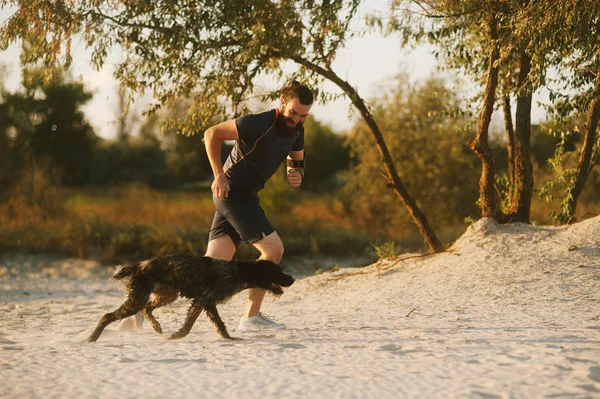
[237,312,286,332]
[116,313,145,332]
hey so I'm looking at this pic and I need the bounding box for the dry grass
[64,186,216,228]
[0,185,379,263]
[3,184,593,265]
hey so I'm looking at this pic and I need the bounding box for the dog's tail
[111,263,139,281]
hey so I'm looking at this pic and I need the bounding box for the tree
[2,67,96,186]
[344,73,480,238]
[114,85,138,146]
[155,97,223,187]
[378,1,518,220]
[1,0,444,251]
[467,9,501,220]
[523,1,600,223]
[381,0,599,224]
[0,65,17,198]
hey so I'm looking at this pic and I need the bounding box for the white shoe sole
[237,325,286,332]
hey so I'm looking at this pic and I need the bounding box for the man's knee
[254,232,284,263]
[264,244,284,263]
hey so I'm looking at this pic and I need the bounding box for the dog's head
[241,260,295,296]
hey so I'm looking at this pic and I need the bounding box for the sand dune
[1,216,599,398]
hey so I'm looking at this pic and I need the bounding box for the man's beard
[275,109,302,137]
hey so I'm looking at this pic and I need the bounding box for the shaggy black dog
[88,254,295,342]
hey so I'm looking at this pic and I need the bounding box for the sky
[0,3,546,140]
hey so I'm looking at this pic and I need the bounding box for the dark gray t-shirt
[223,109,304,192]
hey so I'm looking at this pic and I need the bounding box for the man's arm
[286,150,304,188]
[204,120,239,199]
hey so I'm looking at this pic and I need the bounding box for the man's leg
[245,231,284,317]
[205,234,237,261]
[211,194,285,330]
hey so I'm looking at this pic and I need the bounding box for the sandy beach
[1,216,599,398]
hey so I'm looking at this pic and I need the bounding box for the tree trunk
[507,50,534,223]
[289,56,445,253]
[468,14,500,219]
[503,89,516,205]
[563,64,600,223]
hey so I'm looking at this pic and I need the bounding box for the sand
[1,216,599,398]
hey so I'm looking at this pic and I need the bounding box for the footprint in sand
[379,344,401,352]
[151,358,207,363]
[470,390,502,399]
[278,343,307,349]
[3,346,24,351]
[589,366,600,383]
[578,384,600,393]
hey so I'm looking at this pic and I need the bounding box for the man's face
[279,96,311,129]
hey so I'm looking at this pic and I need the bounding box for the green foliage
[380,1,600,223]
[0,63,351,194]
[494,173,512,213]
[343,73,480,238]
[539,132,580,225]
[464,216,476,225]
[259,165,298,216]
[1,67,96,186]
[0,0,361,133]
[90,140,167,187]
[159,100,226,186]
[301,116,350,192]
[89,94,229,188]
[371,241,399,260]
[390,0,600,97]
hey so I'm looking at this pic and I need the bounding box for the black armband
[287,158,305,168]
[286,155,305,179]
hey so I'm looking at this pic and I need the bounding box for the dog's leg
[142,286,178,335]
[88,284,151,343]
[204,303,234,340]
[168,299,203,340]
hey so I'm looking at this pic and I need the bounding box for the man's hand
[212,173,230,199]
[286,168,302,187]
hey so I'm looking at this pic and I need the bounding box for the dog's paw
[168,332,186,340]
[151,324,163,334]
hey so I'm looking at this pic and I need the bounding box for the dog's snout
[279,273,295,287]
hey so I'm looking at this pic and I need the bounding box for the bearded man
[203,81,313,332]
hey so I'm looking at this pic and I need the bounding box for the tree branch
[409,0,480,18]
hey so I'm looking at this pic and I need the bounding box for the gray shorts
[208,187,275,247]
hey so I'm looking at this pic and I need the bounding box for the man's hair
[280,80,314,106]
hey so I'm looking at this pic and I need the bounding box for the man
[116,81,312,334]
[204,81,313,332]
